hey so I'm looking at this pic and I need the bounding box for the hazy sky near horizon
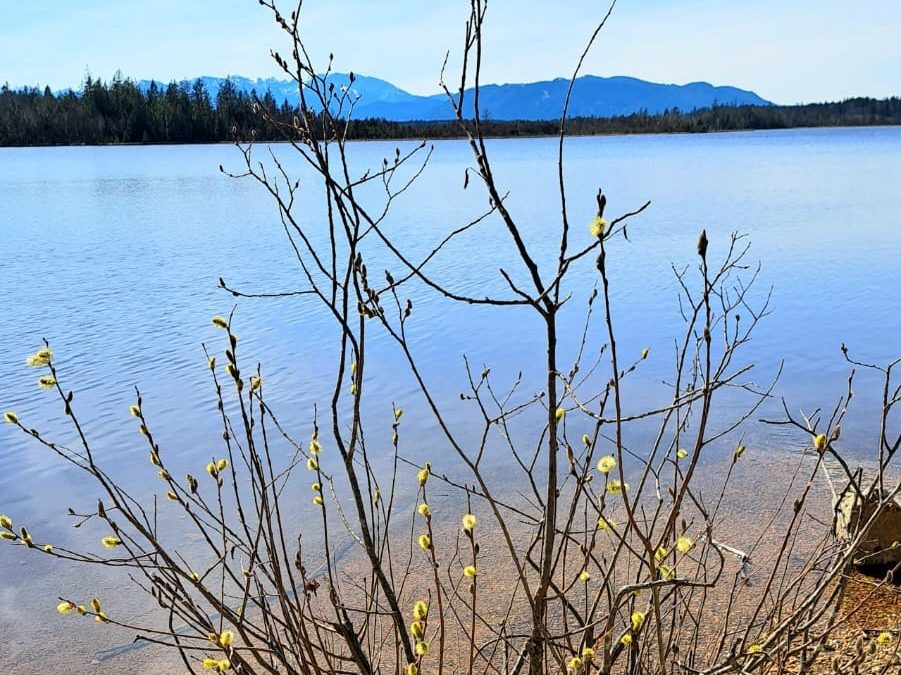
[2,0,899,104]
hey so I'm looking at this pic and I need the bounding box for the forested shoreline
[2,75,900,146]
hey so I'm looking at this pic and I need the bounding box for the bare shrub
[2,1,898,673]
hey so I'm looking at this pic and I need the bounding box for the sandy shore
[2,448,897,673]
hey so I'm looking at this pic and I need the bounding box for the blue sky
[2,0,899,104]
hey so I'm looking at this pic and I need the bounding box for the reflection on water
[1,127,899,671]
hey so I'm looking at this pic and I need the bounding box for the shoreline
[1,122,900,150]
[1,447,896,673]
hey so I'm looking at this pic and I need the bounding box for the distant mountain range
[135,73,770,121]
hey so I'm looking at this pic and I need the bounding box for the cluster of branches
[2,72,900,147]
[2,1,899,674]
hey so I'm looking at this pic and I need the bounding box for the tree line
[2,74,900,146]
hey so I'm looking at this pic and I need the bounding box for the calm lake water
[1,127,899,670]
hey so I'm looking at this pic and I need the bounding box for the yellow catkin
[26,348,53,368]
[412,600,428,621]
[631,611,645,630]
[417,463,430,486]
[597,516,616,531]
[606,479,628,494]
[596,455,616,474]
[101,536,121,550]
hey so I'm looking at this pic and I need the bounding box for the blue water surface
[0,127,899,670]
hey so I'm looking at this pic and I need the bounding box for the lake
[1,127,899,671]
